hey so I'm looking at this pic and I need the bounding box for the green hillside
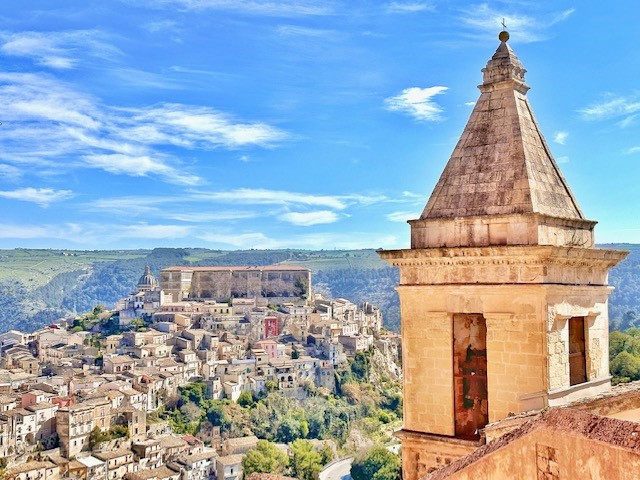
[0,244,637,334]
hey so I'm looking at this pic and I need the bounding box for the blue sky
[0,1,638,250]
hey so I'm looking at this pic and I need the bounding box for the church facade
[379,31,628,479]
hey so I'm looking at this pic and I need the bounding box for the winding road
[319,456,353,480]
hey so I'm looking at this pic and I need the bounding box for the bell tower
[379,31,627,480]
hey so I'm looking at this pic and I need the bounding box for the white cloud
[166,211,258,222]
[459,5,575,43]
[132,0,332,16]
[401,191,422,199]
[0,73,288,186]
[82,154,203,186]
[580,95,640,126]
[279,210,340,226]
[627,147,640,155]
[0,30,120,69]
[0,223,87,241]
[114,223,193,239]
[276,25,337,38]
[196,231,400,250]
[0,73,101,128]
[86,196,168,215]
[386,210,419,222]
[386,2,434,14]
[121,103,288,149]
[0,187,74,207]
[554,131,568,145]
[555,156,569,164]
[385,86,448,121]
[0,164,22,181]
[197,232,281,249]
[0,221,190,243]
[192,188,351,209]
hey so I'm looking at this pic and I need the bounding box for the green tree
[238,391,255,408]
[88,427,108,449]
[291,439,324,480]
[108,425,129,439]
[206,402,231,431]
[351,447,401,480]
[242,440,289,477]
[266,380,278,392]
[611,350,640,381]
[276,417,303,443]
[180,382,208,406]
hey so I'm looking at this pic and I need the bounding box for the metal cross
[501,18,507,30]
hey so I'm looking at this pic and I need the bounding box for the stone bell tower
[379,31,627,480]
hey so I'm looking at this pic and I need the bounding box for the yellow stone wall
[399,282,616,438]
[400,291,453,435]
[399,433,478,479]
[444,426,640,480]
[399,284,550,433]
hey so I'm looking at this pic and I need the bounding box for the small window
[569,317,587,385]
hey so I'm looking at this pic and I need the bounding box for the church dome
[137,265,158,290]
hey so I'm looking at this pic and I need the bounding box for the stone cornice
[408,212,598,229]
[378,245,628,286]
[379,245,627,268]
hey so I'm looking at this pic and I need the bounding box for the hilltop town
[0,264,401,480]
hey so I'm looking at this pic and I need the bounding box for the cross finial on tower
[498,18,510,42]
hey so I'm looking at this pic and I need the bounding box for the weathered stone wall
[160,267,310,303]
[442,424,640,480]
[410,214,595,249]
[398,431,478,479]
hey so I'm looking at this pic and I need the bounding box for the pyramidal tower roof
[420,31,584,221]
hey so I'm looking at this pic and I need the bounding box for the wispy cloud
[120,103,288,149]
[279,210,340,226]
[386,210,419,222]
[386,2,434,14]
[0,73,288,186]
[556,156,569,164]
[0,224,80,240]
[166,211,258,222]
[0,164,22,181]
[0,187,74,207]
[115,223,193,239]
[579,95,640,127]
[554,131,568,145]
[627,147,640,155]
[459,5,575,43]
[192,189,354,210]
[0,30,120,69]
[0,222,190,243]
[131,0,333,16]
[197,232,280,249]
[276,25,337,38]
[196,231,399,250]
[83,154,203,186]
[385,86,448,121]
[85,188,387,228]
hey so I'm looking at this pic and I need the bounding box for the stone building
[379,31,628,479]
[160,266,311,304]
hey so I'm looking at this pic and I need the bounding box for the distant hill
[0,244,637,333]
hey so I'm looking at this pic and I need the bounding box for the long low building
[160,265,311,304]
